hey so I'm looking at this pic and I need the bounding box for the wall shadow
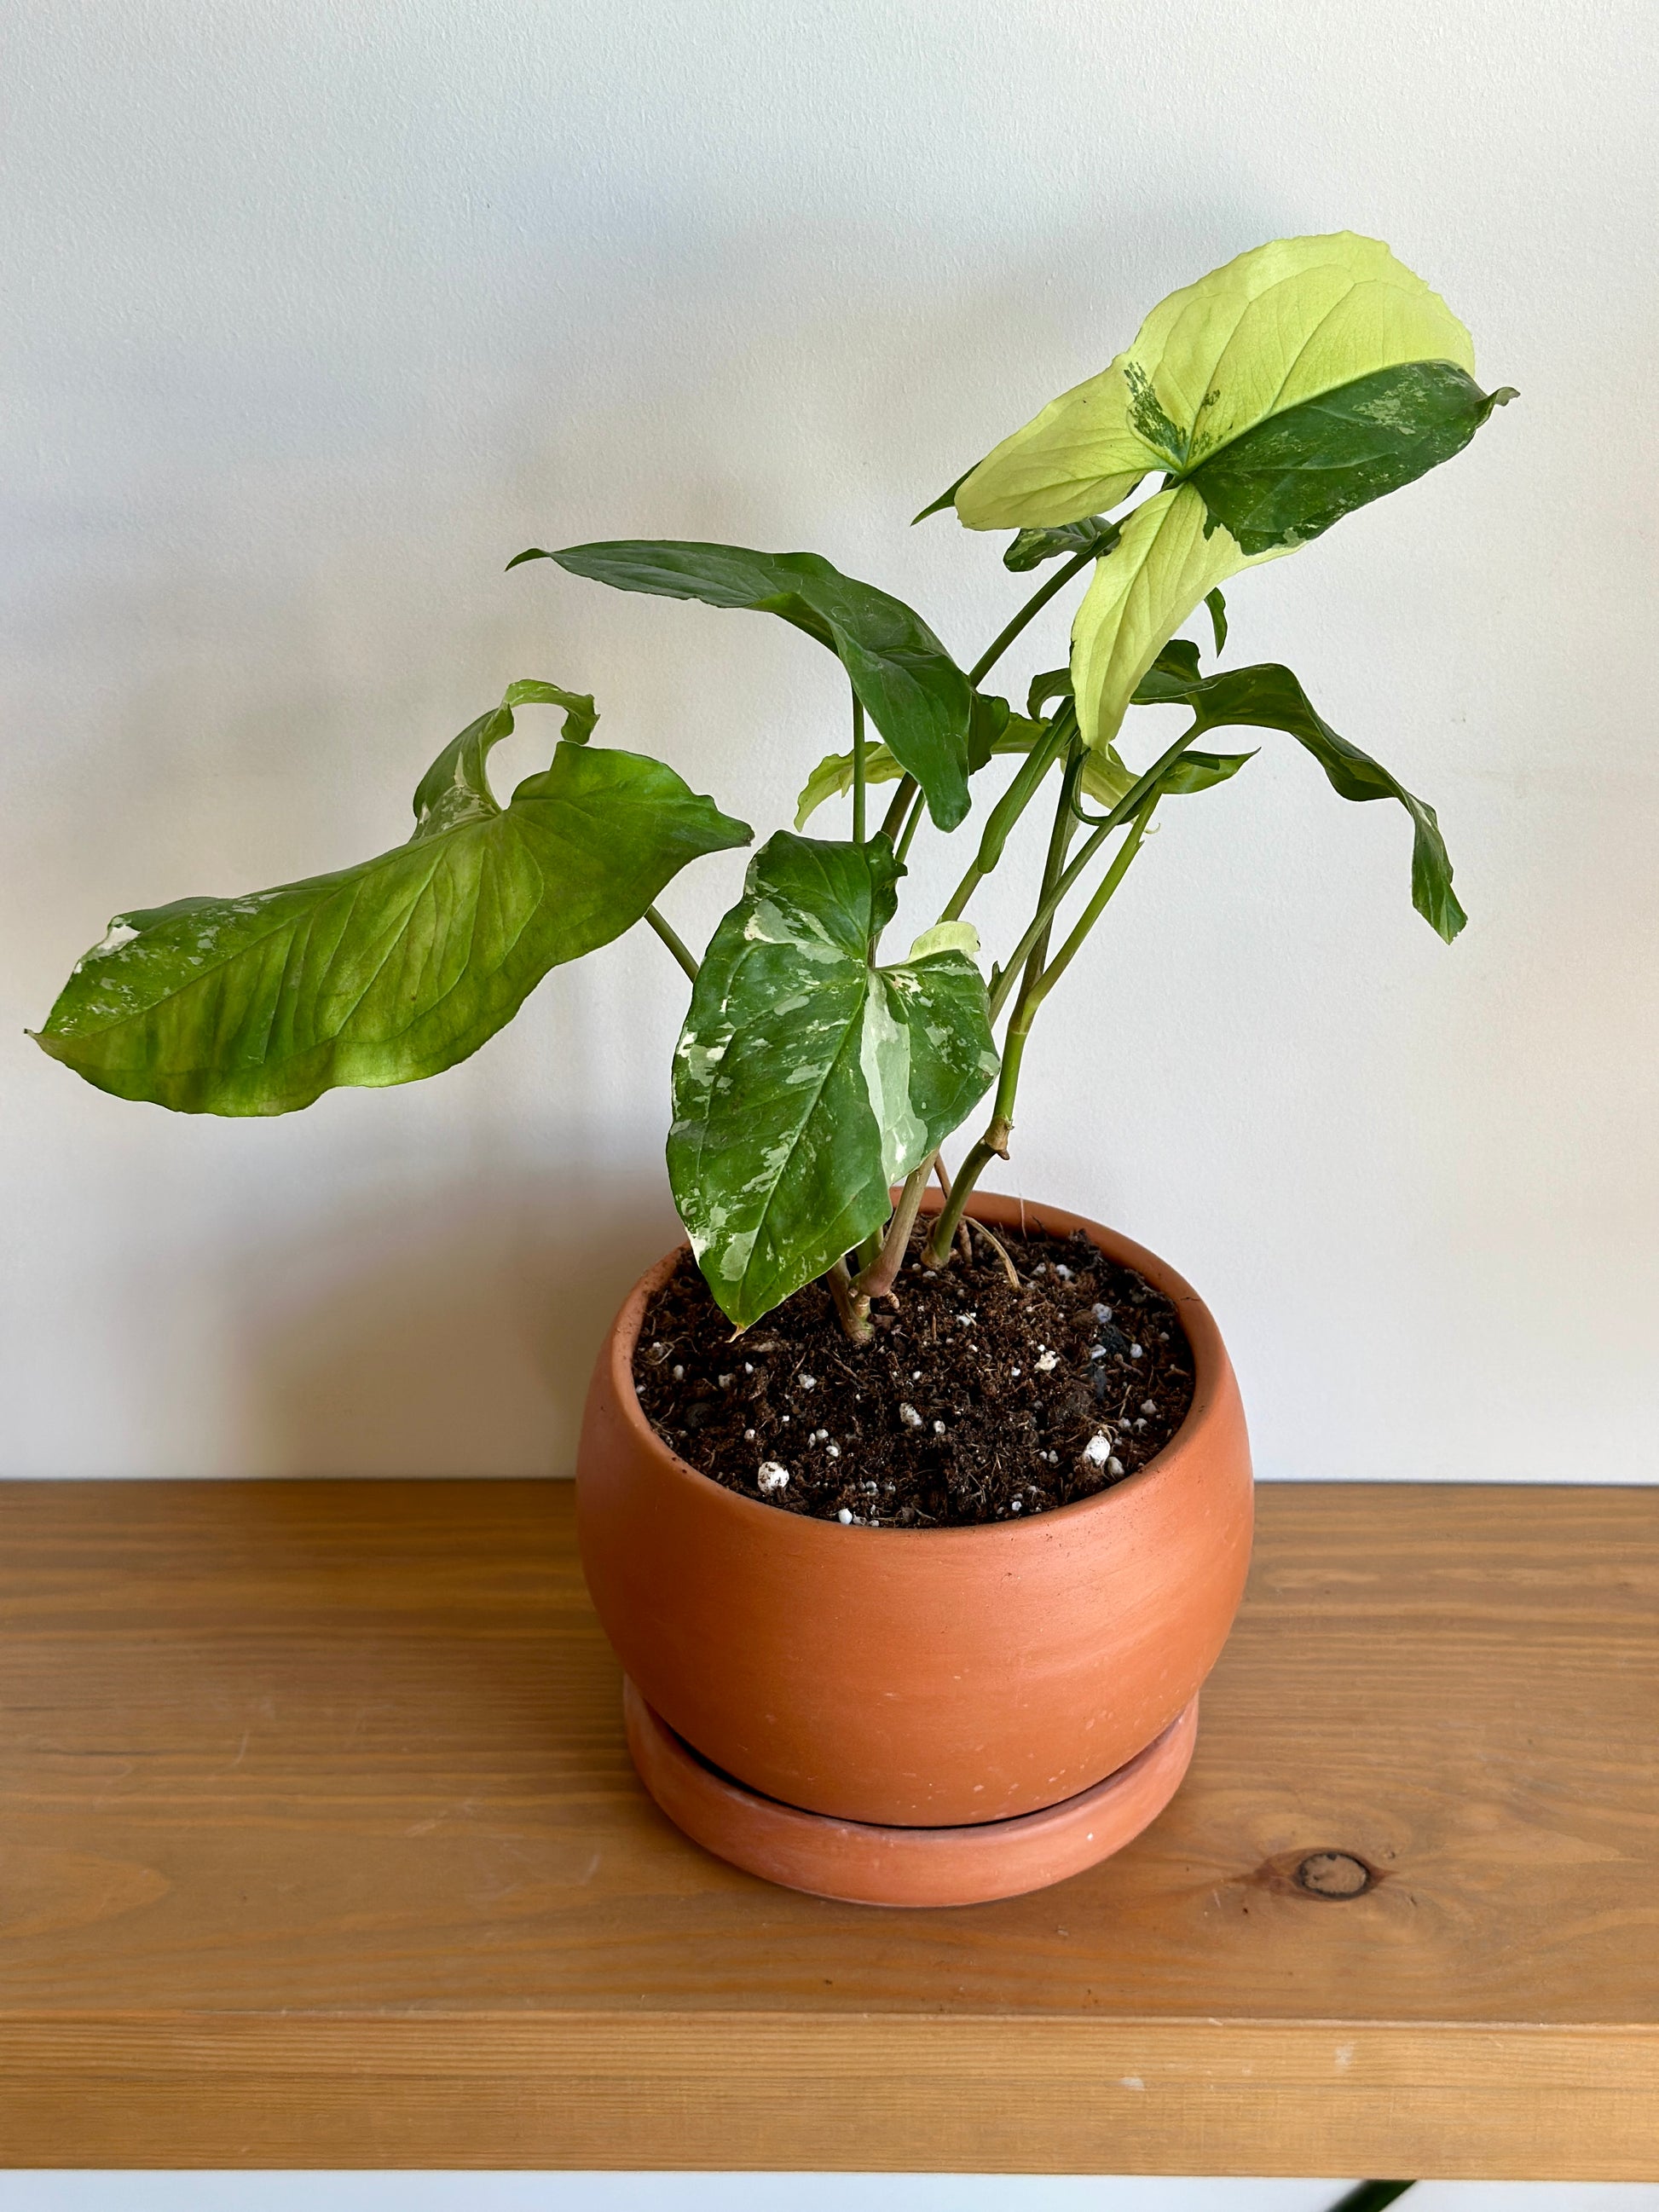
[234,1160,679,1480]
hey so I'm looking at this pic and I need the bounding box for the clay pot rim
[602,1191,1228,1545]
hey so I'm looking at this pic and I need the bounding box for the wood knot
[1295,1851,1374,1899]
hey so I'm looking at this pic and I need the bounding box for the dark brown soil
[632,1220,1195,1528]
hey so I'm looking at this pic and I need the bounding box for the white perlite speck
[1088,1344,1107,1361]
[798,1374,817,1389]
[1092,1303,1113,1323]
[1129,1343,1144,1360]
[932,1419,946,1435]
[1035,1349,1059,1372]
[824,1442,840,1458]
[671,1365,684,1381]
[1142,1399,1157,1415]
[756,1463,789,1493]
[899,1402,923,1428]
[1084,1433,1112,1466]
[743,1428,756,1441]
[1107,1455,1125,1476]
[837,1507,854,1525]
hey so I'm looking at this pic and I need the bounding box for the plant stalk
[987,726,1199,1021]
[938,706,1076,923]
[968,546,1097,686]
[850,691,867,845]
[879,775,916,845]
[849,1155,936,1302]
[644,904,699,982]
[826,1256,873,1343]
[923,788,1158,1265]
[894,783,927,863]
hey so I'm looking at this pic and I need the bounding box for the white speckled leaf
[668,833,999,1327]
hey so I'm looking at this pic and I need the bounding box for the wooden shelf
[1,1479,1655,2175]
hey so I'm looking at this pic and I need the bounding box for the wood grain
[1,1479,1655,2174]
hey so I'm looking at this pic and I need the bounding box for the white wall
[4,0,1656,1493]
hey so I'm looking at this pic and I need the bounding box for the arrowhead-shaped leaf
[512,540,974,832]
[35,689,751,1113]
[951,233,1509,552]
[668,833,999,1327]
[1133,659,1465,940]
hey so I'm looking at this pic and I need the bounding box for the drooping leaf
[668,834,998,1326]
[950,233,1508,550]
[1003,515,1122,572]
[1205,588,1228,654]
[35,692,751,1113]
[512,540,974,831]
[1131,659,1465,939]
[1185,363,1517,554]
[1070,485,1284,751]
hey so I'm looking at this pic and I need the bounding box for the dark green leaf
[1205,587,1228,655]
[1133,638,1203,698]
[516,540,974,830]
[668,833,998,1326]
[1003,515,1123,573]
[1131,660,1465,939]
[1027,667,1073,718]
[35,695,751,1113]
[968,689,1011,772]
[1155,747,1256,795]
[1183,362,1517,555]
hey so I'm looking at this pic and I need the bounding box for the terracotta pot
[575,1193,1253,1838]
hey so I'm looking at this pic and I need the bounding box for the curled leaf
[36,692,750,1112]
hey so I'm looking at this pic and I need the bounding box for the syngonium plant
[35,234,1512,1344]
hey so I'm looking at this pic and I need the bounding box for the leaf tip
[911,469,971,526]
[505,547,552,571]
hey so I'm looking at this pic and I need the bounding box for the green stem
[1325,2188,1416,2212]
[850,692,867,845]
[938,705,1076,923]
[1022,790,1158,1015]
[924,789,1157,1266]
[968,547,1096,686]
[849,1155,935,1301]
[879,775,916,845]
[987,726,1199,1021]
[873,552,1091,886]
[894,783,926,863]
[644,904,699,982]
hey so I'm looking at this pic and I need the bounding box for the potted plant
[35,232,1511,1907]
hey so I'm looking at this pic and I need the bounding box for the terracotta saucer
[622,1678,1199,1909]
